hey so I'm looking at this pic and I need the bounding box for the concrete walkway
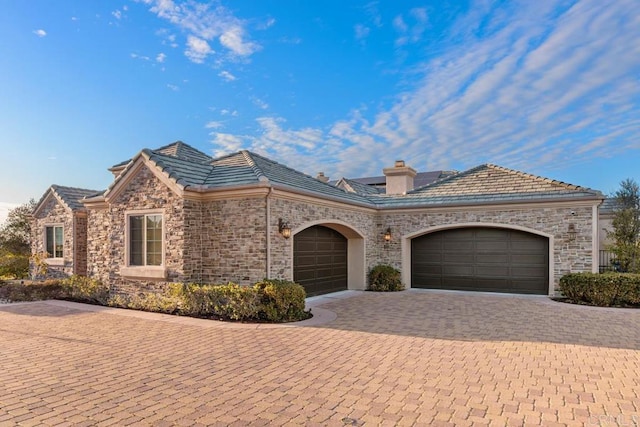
[0,290,639,426]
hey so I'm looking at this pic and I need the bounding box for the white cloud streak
[210,0,640,181]
[33,29,47,37]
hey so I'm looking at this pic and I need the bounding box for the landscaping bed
[0,277,311,323]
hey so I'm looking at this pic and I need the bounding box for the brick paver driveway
[1,290,639,426]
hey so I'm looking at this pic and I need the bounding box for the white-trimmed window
[128,214,163,266]
[45,225,64,258]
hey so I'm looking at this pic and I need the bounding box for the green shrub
[180,282,262,320]
[367,264,404,292]
[254,279,309,322]
[108,291,181,314]
[559,272,640,307]
[60,275,110,305]
[0,279,64,302]
[0,253,29,279]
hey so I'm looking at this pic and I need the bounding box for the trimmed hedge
[1,276,311,323]
[110,280,311,322]
[559,272,640,307]
[367,264,404,292]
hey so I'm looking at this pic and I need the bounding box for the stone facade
[31,196,78,279]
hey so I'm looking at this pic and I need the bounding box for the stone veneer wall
[379,204,595,292]
[30,196,75,279]
[73,215,88,276]
[269,197,379,280]
[268,198,594,293]
[197,197,268,285]
[87,166,188,295]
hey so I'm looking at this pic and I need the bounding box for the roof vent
[316,172,330,183]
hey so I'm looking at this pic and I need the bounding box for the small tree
[0,199,36,278]
[607,179,640,272]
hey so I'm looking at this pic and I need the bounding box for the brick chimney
[316,172,330,183]
[383,160,416,195]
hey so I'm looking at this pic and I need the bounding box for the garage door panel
[443,253,475,263]
[476,240,509,251]
[294,225,348,297]
[412,227,549,294]
[476,254,509,263]
[442,264,474,275]
[476,265,510,276]
[444,241,474,251]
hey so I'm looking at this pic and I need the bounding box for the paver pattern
[0,290,639,426]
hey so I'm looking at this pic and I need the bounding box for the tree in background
[607,179,640,273]
[0,199,36,279]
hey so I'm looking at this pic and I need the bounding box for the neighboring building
[32,141,606,296]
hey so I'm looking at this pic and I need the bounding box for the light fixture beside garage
[567,223,577,241]
[278,218,292,239]
[384,227,392,242]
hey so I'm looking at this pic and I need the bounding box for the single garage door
[294,225,348,297]
[412,227,549,294]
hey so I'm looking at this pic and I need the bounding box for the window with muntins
[129,214,163,266]
[45,226,64,258]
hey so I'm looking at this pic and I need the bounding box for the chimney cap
[395,160,405,167]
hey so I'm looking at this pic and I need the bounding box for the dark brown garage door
[412,227,549,294]
[294,225,348,297]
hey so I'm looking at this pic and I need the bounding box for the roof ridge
[246,150,337,187]
[144,150,191,188]
[240,150,269,182]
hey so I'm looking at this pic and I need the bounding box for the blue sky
[1,0,639,222]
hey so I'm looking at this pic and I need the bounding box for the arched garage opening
[409,226,550,295]
[293,222,365,297]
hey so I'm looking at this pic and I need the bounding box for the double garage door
[412,227,549,294]
[294,226,348,297]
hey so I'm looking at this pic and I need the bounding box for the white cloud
[156,52,166,62]
[211,133,246,157]
[141,0,261,62]
[219,26,259,56]
[251,97,269,110]
[218,70,236,81]
[207,0,640,181]
[205,120,223,129]
[33,29,47,37]
[166,83,179,91]
[130,53,150,61]
[185,36,213,63]
[112,9,122,20]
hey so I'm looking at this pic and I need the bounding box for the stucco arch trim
[290,220,367,291]
[400,222,555,296]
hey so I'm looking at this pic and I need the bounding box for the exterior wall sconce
[567,223,577,241]
[278,218,292,239]
[384,227,392,242]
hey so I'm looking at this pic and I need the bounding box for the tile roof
[110,141,212,170]
[153,141,212,163]
[137,149,372,204]
[409,164,597,195]
[36,185,101,212]
[102,142,604,208]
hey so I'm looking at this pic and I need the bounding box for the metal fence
[599,250,617,273]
